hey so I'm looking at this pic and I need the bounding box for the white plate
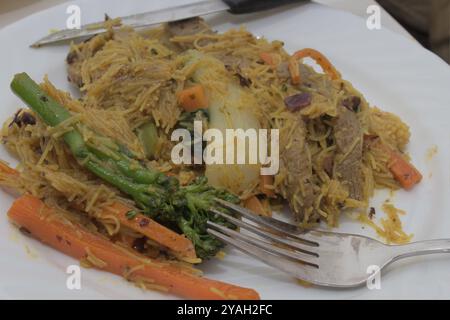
[0,0,449,299]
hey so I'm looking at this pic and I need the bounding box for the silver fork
[207,198,450,287]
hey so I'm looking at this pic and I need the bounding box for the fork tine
[215,198,319,246]
[210,208,319,257]
[207,228,324,285]
[207,221,318,267]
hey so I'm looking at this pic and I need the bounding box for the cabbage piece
[182,51,262,195]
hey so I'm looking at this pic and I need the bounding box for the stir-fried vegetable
[382,144,422,190]
[0,162,197,259]
[284,92,312,111]
[365,136,422,190]
[136,121,159,159]
[259,174,275,198]
[177,84,208,112]
[8,195,259,300]
[259,52,279,67]
[182,51,262,195]
[244,196,269,217]
[100,202,197,260]
[10,72,239,259]
[288,48,341,85]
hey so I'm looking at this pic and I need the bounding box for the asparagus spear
[10,72,237,259]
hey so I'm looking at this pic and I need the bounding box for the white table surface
[0,0,414,41]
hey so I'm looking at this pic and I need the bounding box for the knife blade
[31,0,305,48]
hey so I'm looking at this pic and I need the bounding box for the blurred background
[0,0,448,63]
[378,0,449,63]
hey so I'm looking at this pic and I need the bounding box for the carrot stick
[0,163,197,260]
[244,196,269,217]
[8,195,260,300]
[288,58,301,85]
[100,202,197,260]
[259,52,275,67]
[259,175,275,198]
[289,48,341,85]
[177,85,208,112]
[371,140,422,190]
[385,148,422,190]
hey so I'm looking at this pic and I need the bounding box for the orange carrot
[0,163,197,260]
[244,196,269,217]
[289,48,341,85]
[385,148,422,190]
[288,58,301,85]
[259,52,283,68]
[100,202,197,260]
[259,52,275,66]
[8,195,260,300]
[177,85,208,112]
[259,175,275,198]
[370,140,422,190]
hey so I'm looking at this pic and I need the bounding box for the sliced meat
[166,17,211,37]
[66,50,84,88]
[342,96,361,112]
[322,154,334,177]
[219,54,252,70]
[166,17,213,50]
[276,62,317,85]
[277,115,317,221]
[276,61,290,80]
[332,105,364,200]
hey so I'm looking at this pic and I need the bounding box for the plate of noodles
[0,0,449,299]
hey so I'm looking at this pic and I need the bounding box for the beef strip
[276,61,290,80]
[66,50,84,88]
[322,154,334,177]
[276,63,316,84]
[220,54,252,70]
[277,115,317,221]
[332,105,364,200]
[166,17,213,50]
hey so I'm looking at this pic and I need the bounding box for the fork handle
[390,239,450,261]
